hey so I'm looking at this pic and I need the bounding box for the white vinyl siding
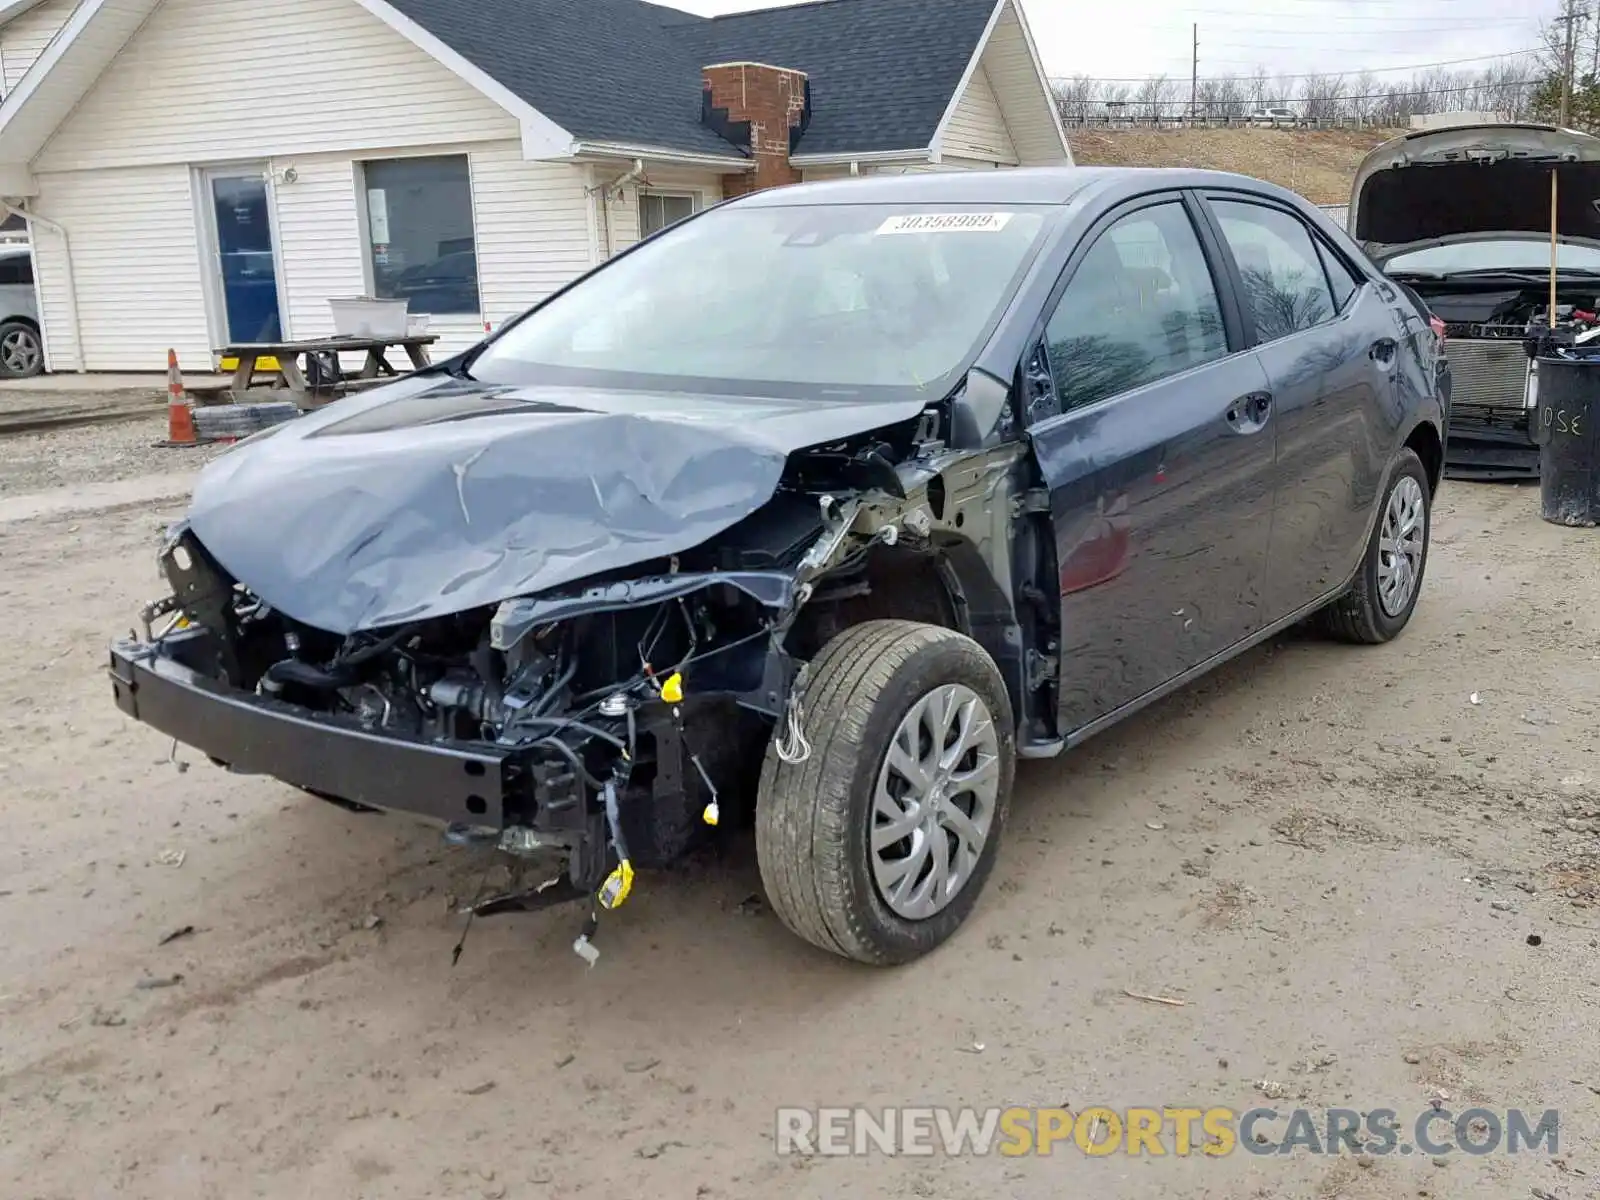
[873,158,999,174]
[34,0,518,173]
[941,66,1017,164]
[0,0,73,94]
[20,0,607,369]
[30,165,209,371]
[31,142,599,370]
[979,1,1069,167]
[597,167,720,257]
[271,156,365,346]
[469,144,593,335]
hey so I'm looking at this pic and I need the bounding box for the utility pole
[1190,23,1199,123]
[1556,0,1586,127]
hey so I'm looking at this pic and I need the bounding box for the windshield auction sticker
[875,212,1014,235]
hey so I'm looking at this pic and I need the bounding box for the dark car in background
[1349,122,1600,480]
[109,168,1446,965]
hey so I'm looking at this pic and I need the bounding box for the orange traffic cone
[157,348,200,447]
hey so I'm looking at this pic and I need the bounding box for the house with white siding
[0,0,1068,374]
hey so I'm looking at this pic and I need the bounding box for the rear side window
[0,254,32,285]
[1210,199,1335,341]
[1316,240,1360,312]
[1042,201,1228,413]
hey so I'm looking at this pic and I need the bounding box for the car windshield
[1385,239,1600,274]
[469,202,1053,396]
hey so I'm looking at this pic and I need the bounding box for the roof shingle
[381,0,1001,159]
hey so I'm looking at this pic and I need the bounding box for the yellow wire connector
[598,859,635,910]
[701,800,720,827]
[660,672,684,704]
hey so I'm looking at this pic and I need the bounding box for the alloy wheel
[1377,475,1426,617]
[2,327,40,376]
[870,683,1001,920]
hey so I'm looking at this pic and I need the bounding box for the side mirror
[947,367,1014,449]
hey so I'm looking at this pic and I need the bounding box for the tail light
[1428,314,1447,347]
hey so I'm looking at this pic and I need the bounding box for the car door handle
[1370,337,1398,368]
[1225,390,1273,432]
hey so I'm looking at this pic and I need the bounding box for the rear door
[1199,194,1398,620]
[1024,193,1278,733]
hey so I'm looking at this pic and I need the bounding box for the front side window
[471,203,1053,395]
[1211,199,1335,341]
[639,192,698,238]
[361,155,480,315]
[1042,201,1228,414]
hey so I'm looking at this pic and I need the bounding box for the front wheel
[756,621,1016,965]
[1317,448,1431,644]
[0,320,42,379]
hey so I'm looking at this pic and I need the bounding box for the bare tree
[1197,75,1246,121]
[1052,74,1101,125]
[1348,71,1378,122]
[1299,72,1347,120]
[1132,74,1175,121]
[1048,62,1540,130]
[1247,66,1270,109]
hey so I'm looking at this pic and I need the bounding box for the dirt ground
[2,417,1599,1199]
[1067,128,1403,205]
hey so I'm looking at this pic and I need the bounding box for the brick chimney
[701,61,811,198]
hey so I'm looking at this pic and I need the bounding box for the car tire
[0,320,43,379]
[755,620,1016,965]
[1317,448,1431,644]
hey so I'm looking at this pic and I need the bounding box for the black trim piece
[109,642,511,828]
[1183,189,1249,353]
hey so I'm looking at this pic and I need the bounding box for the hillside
[1065,127,1406,206]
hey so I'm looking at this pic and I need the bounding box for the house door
[205,169,283,344]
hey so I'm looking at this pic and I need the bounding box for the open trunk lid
[1348,123,1600,263]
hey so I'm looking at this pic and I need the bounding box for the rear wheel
[756,620,1016,965]
[1317,448,1431,644]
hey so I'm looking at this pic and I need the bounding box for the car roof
[730,166,1312,210]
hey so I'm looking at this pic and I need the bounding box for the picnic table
[218,334,438,408]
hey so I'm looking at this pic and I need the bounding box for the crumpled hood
[1349,123,1600,262]
[186,373,927,634]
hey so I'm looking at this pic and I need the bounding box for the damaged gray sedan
[111,168,1446,964]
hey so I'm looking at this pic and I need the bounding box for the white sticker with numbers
[875,212,1014,235]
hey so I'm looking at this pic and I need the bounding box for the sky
[669,0,1555,86]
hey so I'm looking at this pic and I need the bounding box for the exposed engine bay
[1393,276,1600,480]
[1347,124,1600,481]
[115,379,1060,942]
[1416,286,1596,342]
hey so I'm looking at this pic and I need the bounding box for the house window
[639,191,698,238]
[360,155,479,315]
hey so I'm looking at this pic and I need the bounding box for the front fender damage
[123,398,1059,963]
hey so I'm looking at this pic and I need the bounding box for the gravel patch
[0,414,227,495]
